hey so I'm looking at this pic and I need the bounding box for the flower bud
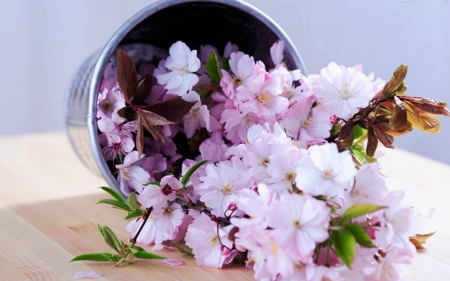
[228,202,237,211]
[330,116,339,124]
[221,245,231,256]
[210,215,217,221]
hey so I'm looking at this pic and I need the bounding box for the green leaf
[205,50,222,83]
[222,58,230,72]
[331,229,356,268]
[98,224,119,252]
[103,226,125,253]
[70,252,121,262]
[127,192,140,210]
[181,160,209,186]
[345,225,375,248]
[134,251,165,260]
[173,243,193,256]
[98,223,106,239]
[342,204,386,223]
[349,144,377,166]
[125,210,144,220]
[99,186,125,203]
[143,181,160,186]
[353,125,367,142]
[132,245,146,252]
[97,199,132,212]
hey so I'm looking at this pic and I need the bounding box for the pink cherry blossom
[160,258,185,266]
[96,86,125,121]
[198,157,252,216]
[314,62,374,120]
[152,202,185,241]
[115,151,150,195]
[280,97,332,147]
[296,142,357,197]
[239,74,288,122]
[220,106,259,144]
[231,183,273,241]
[220,52,256,99]
[270,40,285,66]
[101,133,134,161]
[267,193,330,263]
[182,90,210,138]
[142,153,167,180]
[185,212,233,268]
[345,163,387,206]
[266,146,307,194]
[127,212,164,246]
[242,229,295,280]
[376,191,416,250]
[364,246,415,281]
[154,41,200,97]
[199,133,228,163]
[139,175,182,209]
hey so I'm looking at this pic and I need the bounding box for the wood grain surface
[1,132,449,280]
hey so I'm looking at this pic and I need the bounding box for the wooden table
[1,132,450,280]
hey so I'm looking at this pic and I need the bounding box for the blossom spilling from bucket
[94,40,449,280]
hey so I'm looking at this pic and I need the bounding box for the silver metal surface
[64,0,308,197]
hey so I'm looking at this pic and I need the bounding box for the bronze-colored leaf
[117,49,138,103]
[338,120,355,147]
[136,117,144,157]
[411,231,436,244]
[400,96,450,117]
[381,64,408,98]
[403,101,442,133]
[373,123,394,148]
[194,83,220,91]
[390,103,409,131]
[133,74,153,105]
[140,110,173,126]
[409,231,436,252]
[140,97,196,122]
[137,110,172,142]
[117,106,137,121]
[366,127,378,157]
[387,121,413,137]
[409,238,427,252]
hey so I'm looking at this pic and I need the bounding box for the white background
[1,0,449,164]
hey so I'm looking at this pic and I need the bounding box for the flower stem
[130,207,153,245]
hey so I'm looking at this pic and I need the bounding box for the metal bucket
[64,0,307,196]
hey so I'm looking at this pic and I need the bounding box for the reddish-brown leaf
[133,74,153,105]
[390,103,409,131]
[373,123,394,148]
[141,97,196,122]
[194,83,220,91]
[338,120,355,147]
[400,96,450,117]
[409,231,436,252]
[139,110,173,126]
[117,49,138,103]
[366,127,378,157]
[136,117,144,157]
[137,110,172,142]
[381,64,408,98]
[403,101,441,133]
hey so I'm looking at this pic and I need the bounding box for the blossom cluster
[95,40,417,280]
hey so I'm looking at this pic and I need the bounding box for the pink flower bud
[330,116,339,124]
[221,245,231,256]
[210,215,217,221]
[228,202,237,211]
